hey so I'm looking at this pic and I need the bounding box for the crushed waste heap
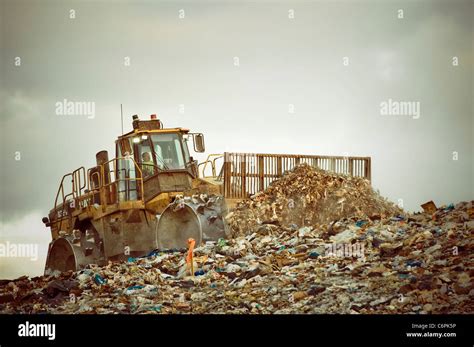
[0,165,472,314]
[226,164,403,236]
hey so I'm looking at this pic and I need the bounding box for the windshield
[151,133,189,170]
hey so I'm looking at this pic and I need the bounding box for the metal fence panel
[223,152,371,199]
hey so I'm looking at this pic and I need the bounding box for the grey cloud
[0,1,472,278]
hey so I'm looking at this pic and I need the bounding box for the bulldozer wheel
[45,222,105,274]
[45,238,77,273]
[156,203,202,249]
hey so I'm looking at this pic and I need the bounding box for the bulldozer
[43,114,372,274]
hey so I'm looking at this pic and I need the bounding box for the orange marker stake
[186,238,196,276]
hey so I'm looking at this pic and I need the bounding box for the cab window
[151,133,186,170]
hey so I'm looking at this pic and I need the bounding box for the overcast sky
[1,0,472,279]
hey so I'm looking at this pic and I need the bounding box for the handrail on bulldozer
[198,154,223,178]
[87,168,101,191]
[72,167,86,199]
[52,157,145,221]
[100,157,145,204]
[53,173,72,212]
[52,166,86,231]
[85,167,101,205]
[53,166,86,213]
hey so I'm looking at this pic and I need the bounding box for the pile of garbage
[0,165,472,314]
[226,164,402,237]
[1,201,472,314]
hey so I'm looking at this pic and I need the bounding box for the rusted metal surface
[223,152,371,199]
[51,157,145,231]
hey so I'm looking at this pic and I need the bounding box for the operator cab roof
[118,115,190,139]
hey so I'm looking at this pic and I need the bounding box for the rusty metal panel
[223,152,371,199]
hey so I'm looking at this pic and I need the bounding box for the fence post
[224,152,231,198]
[277,157,282,177]
[258,155,264,191]
[365,157,371,181]
[240,154,246,198]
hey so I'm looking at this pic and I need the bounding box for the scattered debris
[421,200,438,214]
[0,165,472,314]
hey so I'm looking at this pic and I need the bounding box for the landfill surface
[1,164,473,314]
